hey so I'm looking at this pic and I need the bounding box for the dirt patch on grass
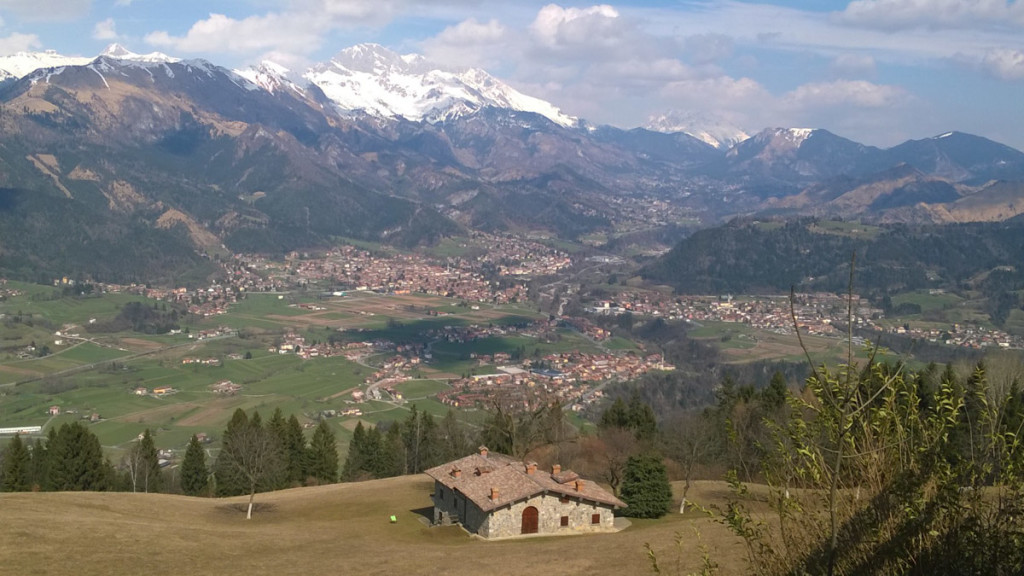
[112,402,197,425]
[176,397,239,427]
[0,364,44,377]
[119,338,166,351]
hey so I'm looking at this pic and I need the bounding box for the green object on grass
[390,515,397,523]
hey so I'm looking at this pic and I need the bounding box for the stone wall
[432,481,617,539]
[481,493,615,539]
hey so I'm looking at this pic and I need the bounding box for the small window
[560,515,569,527]
[560,495,570,504]
[591,513,601,525]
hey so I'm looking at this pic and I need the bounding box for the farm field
[0,288,545,455]
[0,476,749,576]
[689,321,850,364]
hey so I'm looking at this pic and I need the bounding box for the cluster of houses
[437,352,671,411]
[210,380,242,395]
[267,245,530,304]
[181,357,221,367]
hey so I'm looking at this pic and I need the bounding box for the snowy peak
[99,43,179,64]
[0,49,91,78]
[235,60,304,95]
[754,127,816,148]
[644,110,749,149]
[0,45,178,79]
[303,43,576,127]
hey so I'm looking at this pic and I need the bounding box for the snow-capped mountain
[0,49,92,78]
[644,110,749,150]
[300,43,577,127]
[0,44,177,79]
[234,61,306,96]
[99,43,178,64]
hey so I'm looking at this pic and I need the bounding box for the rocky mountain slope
[0,44,1023,283]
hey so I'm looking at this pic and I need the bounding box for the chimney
[451,467,461,479]
[525,461,537,475]
[490,487,499,501]
[478,445,489,458]
[552,464,561,475]
[575,479,585,492]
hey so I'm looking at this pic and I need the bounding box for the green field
[0,287,546,456]
[892,290,963,312]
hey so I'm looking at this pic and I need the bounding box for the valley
[1,25,1024,575]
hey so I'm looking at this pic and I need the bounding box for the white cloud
[782,79,909,108]
[421,18,508,67]
[0,32,40,54]
[0,0,91,21]
[530,4,626,51]
[837,0,1024,30]
[977,47,1024,79]
[146,12,327,55]
[93,18,118,41]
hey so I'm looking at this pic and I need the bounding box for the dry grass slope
[0,477,747,576]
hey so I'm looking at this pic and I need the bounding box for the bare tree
[218,419,284,520]
[662,410,716,513]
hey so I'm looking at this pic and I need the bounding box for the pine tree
[284,415,307,485]
[762,371,789,410]
[364,425,384,478]
[599,397,630,429]
[215,408,251,496]
[139,429,161,493]
[381,423,406,478]
[29,437,48,491]
[627,393,658,443]
[341,421,367,481]
[620,452,672,519]
[267,408,300,487]
[1,434,31,492]
[306,420,338,484]
[439,409,470,461]
[47,422,111,491]
[180,434,208,496]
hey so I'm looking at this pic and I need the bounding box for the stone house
[424,447,626,539]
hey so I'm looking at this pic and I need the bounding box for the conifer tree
[29,437,48,491]
[364,425,384,478]
[47,422,111,491]
[381,423,406,478]
[215,408,251,496]
[439,409,471,461]
[341,421,367,481]
[139,429,161,493]
[180,434,208,496]
[1,434,31,492]
[284,415,307,484]
[306,420,338,484]
[620,452,672,519]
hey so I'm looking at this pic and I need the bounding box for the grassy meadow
[0,476,750,576]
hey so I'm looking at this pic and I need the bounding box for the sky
[0,0,1022,149]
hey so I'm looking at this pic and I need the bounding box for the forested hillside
[643,218,1024,297]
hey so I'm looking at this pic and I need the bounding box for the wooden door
[521,506,539,534]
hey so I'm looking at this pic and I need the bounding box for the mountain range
[1,43,1023,283]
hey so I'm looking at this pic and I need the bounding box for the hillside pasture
[0,477,749,576]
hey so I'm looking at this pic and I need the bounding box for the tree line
[0,407,339,513]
